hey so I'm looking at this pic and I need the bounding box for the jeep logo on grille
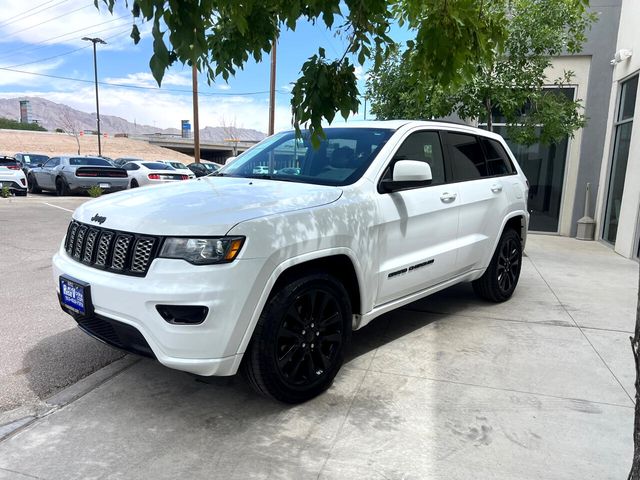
[90,214,106,224]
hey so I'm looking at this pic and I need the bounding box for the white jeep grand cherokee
[53,120,529,403]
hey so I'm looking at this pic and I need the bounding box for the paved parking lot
[0,212,636,479]
[0,194,123,421]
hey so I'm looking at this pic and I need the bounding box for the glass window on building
[603,75,638,245]
[482,87,575,232]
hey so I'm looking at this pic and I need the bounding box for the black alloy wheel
[55,177,69,196]
[472,228,522,302]
[28,174,41,193]
[243,273,351,403]
[496,236,520,295]
[130,179,139,188]
[276,288,343,388]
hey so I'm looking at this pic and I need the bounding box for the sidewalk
[0,234,637,480]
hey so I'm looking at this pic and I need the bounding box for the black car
[14,153,50,175]
[187,161,222,177]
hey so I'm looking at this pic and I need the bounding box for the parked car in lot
[187,161,223,177]
[158,160,195,179]
[28,156,128,196]
[14,153,50,175]
[0,156,27,196]
[113,156,143,167]
[123,161,191,188]
[54,120,529,403]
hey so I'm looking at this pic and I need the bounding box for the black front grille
[77,315,156,358]
[65,220,160,276]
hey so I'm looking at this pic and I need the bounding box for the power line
[0,0,72,29]
[0,65,291,97]
[0,15,129,60]
[2,2,94,41]
[0,26,132,69]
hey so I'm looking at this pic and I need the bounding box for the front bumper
[53,246,271,376]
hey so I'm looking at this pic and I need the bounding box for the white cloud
[216,83,231,90]
[105,71,192,88]
[0,85,292,133]
[0,1,135,48]
[0,59,65,86]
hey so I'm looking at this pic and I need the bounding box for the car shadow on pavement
[23,327,125,403]
[21,286,482,410]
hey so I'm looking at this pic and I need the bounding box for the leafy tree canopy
[367,0,595,145]
[0,117,46,132]
[96,0,511,145]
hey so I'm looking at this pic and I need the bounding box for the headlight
[159,237,245,265]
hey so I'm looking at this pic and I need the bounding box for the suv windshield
[70,157,112,166]
[219,128,394,186]
[22,154,49,164]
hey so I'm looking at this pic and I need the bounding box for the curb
[0,356,140,442]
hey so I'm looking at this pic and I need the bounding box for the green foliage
[0,186,10,198]
[55,128,65,133]
[367,0,595,145]
[0,117,46,132]
[87,185,103,197]
[96,0,507,143]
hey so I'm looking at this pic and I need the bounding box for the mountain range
[0,97,266,143]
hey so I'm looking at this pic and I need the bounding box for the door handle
[440,192,457,203]
[490,184,503,193]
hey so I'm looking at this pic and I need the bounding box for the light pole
[82,37,106,156]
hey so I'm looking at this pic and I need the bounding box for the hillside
[0,97,266,142]
[0,129,195,163]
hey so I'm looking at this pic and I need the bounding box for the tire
[242,273,352,403]
[130,179,139,188]
[55,177,69,196]
[472,228,522,303]
[15,190,27,197]
[28,175,41,194]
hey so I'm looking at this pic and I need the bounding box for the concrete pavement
[0,234,637,479]
[0,194,124,419]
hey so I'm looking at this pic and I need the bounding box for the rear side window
[447,133,487,181]
[70,157,111,166]
[388,131,446,186]
[481,138,515,176]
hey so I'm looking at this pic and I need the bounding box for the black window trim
[479,137,518,178]
[442,130,517,183]
[376,128,450,194]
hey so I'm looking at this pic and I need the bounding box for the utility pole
[192,63,201,163]
[268,37,277,136]
[82,37,106,156]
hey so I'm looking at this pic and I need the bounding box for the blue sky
[0,1,400,133]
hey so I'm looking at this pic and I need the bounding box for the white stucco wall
[546,56,592,235]
[595,0,640,258]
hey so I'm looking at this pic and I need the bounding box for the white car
[122,161,191,188]
[158,160,196,179]
[53,120,529,403]
[0,157,27,196]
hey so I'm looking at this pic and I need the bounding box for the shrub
[87,185,103,197]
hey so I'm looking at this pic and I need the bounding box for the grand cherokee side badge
[91,214,106,224]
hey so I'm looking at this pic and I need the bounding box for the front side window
[447,133,487,181]
[219,128,394,186]
[382,130,446,186]
[44,158,60,168]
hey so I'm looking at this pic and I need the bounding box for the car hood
[73,176,343,235]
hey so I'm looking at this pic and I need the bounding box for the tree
[221,116,240,156]
[95,0,511,145]
[0,116,46,132]
[367,0,595,145]
[60,108,82,155]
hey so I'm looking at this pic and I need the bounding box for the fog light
[156,305,209,325]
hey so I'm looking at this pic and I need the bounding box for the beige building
[595,0,639,258]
